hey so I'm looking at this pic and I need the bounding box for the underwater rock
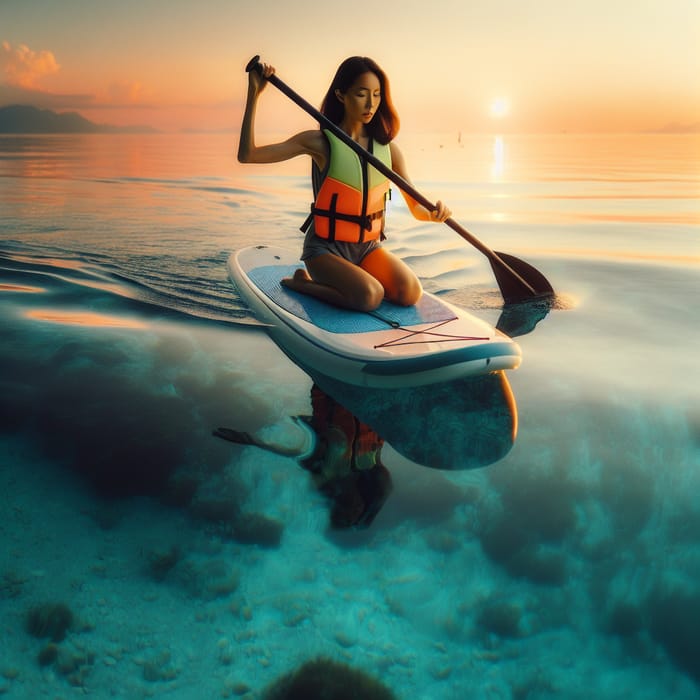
[222,675,252,697]
[227,513,284,548]
[146,545,181,582]
[55,644,96,688]
[140,650,179,683]
[217,637,235,666]
[429,663,453,681]
[333,630,356,649]
[281,600,311,628]
[262,657,397,700]
[25,602,74,642]
[176,558,241,600]
[35,640,95,688]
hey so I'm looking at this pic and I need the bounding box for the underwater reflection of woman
[214,384,392,529]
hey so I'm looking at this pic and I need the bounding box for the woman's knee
[361,250,421,307]
[349,279,385,312]
[388,277,422,307]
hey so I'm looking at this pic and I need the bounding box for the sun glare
[490,98,510,119]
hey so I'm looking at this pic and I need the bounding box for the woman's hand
[429,200,451,223]
[248,62,275,96]
[401,197,453,223]
[386,142,453,223]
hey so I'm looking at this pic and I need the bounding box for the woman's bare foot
[281,267,313,291]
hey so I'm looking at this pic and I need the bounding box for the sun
[490,97,510,119]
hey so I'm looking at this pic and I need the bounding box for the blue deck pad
[248,264,456,334]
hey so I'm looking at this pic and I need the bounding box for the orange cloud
[1,40,60,89]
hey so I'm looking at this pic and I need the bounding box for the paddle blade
[496,296,554,337]
[490,251,555,305]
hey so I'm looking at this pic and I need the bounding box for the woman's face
[337,71,381,125]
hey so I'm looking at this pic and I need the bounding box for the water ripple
[0,250,260,328]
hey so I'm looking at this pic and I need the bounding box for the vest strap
[306,207,384,237]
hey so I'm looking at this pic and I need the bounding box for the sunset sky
[1,0,699,134]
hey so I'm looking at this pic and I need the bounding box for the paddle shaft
[246,56,542,300]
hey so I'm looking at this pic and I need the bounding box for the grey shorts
[300,227,381,266]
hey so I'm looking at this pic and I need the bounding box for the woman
[238,56,451,312]
[214,384,393,529]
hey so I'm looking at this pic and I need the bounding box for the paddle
[246,56,554,305]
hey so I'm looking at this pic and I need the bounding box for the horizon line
[1,104,699,136]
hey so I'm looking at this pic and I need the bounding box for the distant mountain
[0,105,157,134]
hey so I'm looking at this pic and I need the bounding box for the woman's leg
[282,253,385,311]
[360,247,422,306]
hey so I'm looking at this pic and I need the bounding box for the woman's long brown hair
[320,56,400,145]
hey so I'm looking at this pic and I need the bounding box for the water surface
[0,132,698,699]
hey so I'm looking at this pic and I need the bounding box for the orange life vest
[305,129,392,244]
[307,384,384,472]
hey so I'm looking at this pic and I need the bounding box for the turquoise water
[0,132,699,698]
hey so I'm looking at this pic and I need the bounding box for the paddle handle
[245,55,539,297]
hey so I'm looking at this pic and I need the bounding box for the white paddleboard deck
[228,245,521,388]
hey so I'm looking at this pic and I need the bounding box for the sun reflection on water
[491,136,505,180]
[0,283,45,293]
[25,309,147,329]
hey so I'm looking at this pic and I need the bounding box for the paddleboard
[307,368,518,470]
[227,245,521,389]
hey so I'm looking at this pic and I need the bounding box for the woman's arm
[390,142,451,222]
[238,130,327,167]
[213,417,316,459]
[237,63,327,168]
